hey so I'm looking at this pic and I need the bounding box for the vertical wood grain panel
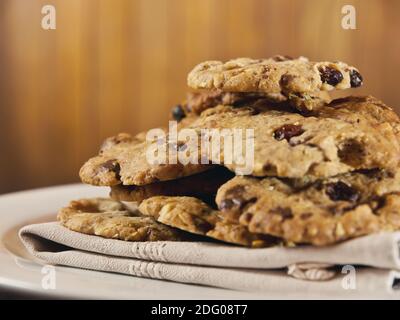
[137,0,169,130]
[0,0,399,193]
[165,0,189,115]
[0,1,19,192]
[184,0,213,69]
[75,0,100,164]
[49,0,81,184]
[98,0,126,138]
[226,0,258,57]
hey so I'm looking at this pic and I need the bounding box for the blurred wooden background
[0,0,399,193]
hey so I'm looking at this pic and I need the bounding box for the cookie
[138,196,280,247]
[171,91,266,121]
[110,166,234,204]
[215,169,400,246]
[186,96,400,179]
[57,198,185,241]
[172,89,330,120]
[79,131,212,186]
[187,56,362,110]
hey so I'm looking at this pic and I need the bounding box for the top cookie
[187,56,363,107]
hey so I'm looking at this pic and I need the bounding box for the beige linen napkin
[19,222,400,295]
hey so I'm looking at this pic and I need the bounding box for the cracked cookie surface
[215,169,400,245]
[57,198,185,241]
[138,196,281,247]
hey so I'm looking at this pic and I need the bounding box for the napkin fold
[19,222,400,296]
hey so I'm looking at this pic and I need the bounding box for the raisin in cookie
[110,166,234,204]
[138,196,280,247]
[187,56,361,110]
[57,198,185,241]
[215,169,400,246]
[186,96,400,179]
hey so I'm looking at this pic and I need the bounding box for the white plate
[0,184,276,299]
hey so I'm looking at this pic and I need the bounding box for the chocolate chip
[243,197,257,208]
[279,74,295,87]
[273,124,304,141]
[220,197,257,211]
[171,104,186,122]
[374,196,387,211]
[338,139,366,167]
[325,181,359,202]
[101,159,121,175]
[319,66,344,86]
[350,69,363,87]
[225,185,246,197]
[193,218,213,233]
[355,168,381,177]
[219,185,257,211]
[262,164,277,175]
[219,199,235,210]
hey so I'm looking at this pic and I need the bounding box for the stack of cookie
[60,55,400,248]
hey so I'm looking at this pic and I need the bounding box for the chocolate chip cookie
[110,166,234,204]
[57,198,185,241]
[187,56,362,110]
[187,96,400,179]
[138,196,280,247]
[215,169,400,246]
